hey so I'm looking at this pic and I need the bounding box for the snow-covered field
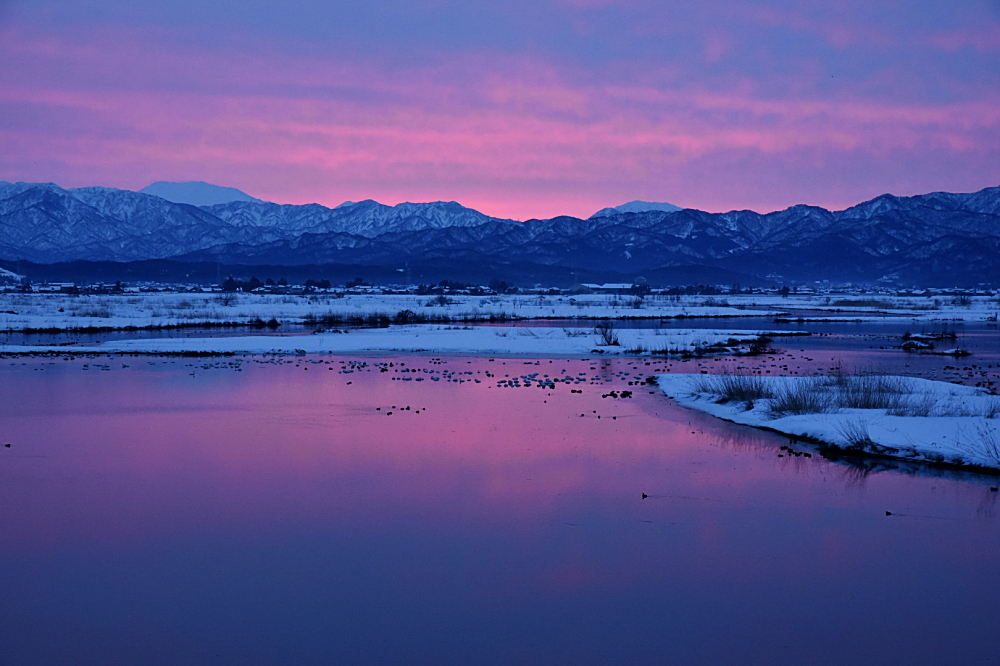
[0,291,997,334]
[657,373,1000,470]
[0,292,785,332]
[0,289,995,366]
[0,326,774,357]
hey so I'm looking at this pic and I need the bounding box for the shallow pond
[2,353,999,665]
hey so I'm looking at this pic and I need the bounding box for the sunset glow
[1,0,998,218]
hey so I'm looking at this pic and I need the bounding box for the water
[2,351,999,665]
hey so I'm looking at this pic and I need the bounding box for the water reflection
[1,355,999,665]
[708,423,1000,490]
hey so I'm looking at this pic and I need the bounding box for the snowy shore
[656,373,1000,470]
[0,325,778,357]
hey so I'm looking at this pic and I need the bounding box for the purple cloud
[1,0,998,218]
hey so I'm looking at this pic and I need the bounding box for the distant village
[0,265,993,300]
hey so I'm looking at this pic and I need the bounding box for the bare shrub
[426,295,453,307]
[837,418,876,450]
[831,299,895,309]
[593,321,620,346]
[982,398,1000,419]
[689,372,773,405]
[562,328,589,337]
[75,306,113,318]
[651,343,686,355]
[935,399,975,417]
[975,423,1000,463]
[745,335,775,355]
[819,361,851,388]
[768,379,835,417]
[394,309,418,324]
[955,422,1000,465]
[887,394,938,417]
[836,375,911,410]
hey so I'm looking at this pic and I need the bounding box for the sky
[1,0,999,219]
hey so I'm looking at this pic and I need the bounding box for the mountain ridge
[1,181,998,285]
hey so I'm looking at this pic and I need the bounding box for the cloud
[0,1,998,217]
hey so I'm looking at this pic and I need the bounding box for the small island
[656,372,1000,471]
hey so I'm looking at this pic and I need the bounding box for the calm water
[2,350,1000,665]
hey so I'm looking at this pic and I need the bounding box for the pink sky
[1,0,998,219]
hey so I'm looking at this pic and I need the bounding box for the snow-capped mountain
[1,181,999,285]
[0,182,513,263]
[201,199,505,237]
[177,186,1000,285]
[0,182,271,262]
[140,181,261,206]
[590,200,682,218]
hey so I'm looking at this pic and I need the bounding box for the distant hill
[140,181,261,206]
[590,201,682,218]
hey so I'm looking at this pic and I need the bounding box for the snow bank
[657,373,1000,470]
[0,325,772,357]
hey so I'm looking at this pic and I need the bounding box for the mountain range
[1,181,998,286]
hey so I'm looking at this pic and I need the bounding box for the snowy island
[657,373,1000,471]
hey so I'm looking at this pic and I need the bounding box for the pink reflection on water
[3,354,1000,665]
[1,355,998,584]
[4,367,680,542]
